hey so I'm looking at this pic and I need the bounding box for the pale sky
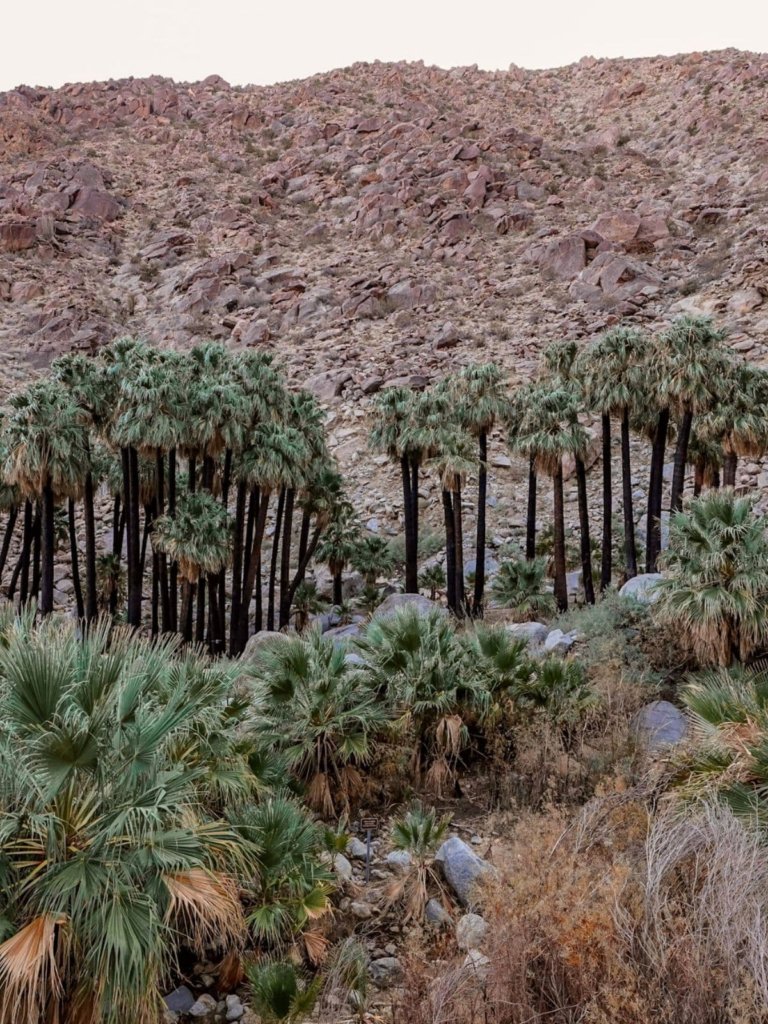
[2,0,767,93]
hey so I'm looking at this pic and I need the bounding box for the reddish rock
[0,220,37,252]
[590,210,641,244]
[532,235,587,281]
[70,188,122,220]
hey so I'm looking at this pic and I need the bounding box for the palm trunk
[155,449,170,633]
[575,455,595,605]
[646,407,669,573]
[216,449,232,652]
[441,489,457,613]
[600,413,612,591]
[298,507,311,568]
[670,408,693,513]
[526,454,537,561]
[18,500,34,605]
[195,575,206,644]
[723,452,737,487]
[112,494,122,557]
[40,479,55,616]
[229,481,247,655]
[411,457,420,582]
[267,487,286,631]
[168,448,178,631]
[188,455,197,494]
[453,476,465,617]
[473,429,488,615]
[31,502,41,607]
[401,456,417,593]
[621,408,637,580]
[278,488,295,629]
[693,463,704,497]
[180,578,195,642]
[237,490,270,653]
[68,497,85,620]
[126,447,142,628]
[0,505,18,585]
[333,571,343,607]
[83,468,97,622]
[553,461,568,613]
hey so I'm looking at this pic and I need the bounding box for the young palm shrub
[419,563,446,601]
[0,615,255,1024]
[655,491,768,666]
[233,797,334,960]
[350,534,395,587]
[357,608,486,795]
[246,960,320,1023]
[387,804,451,921]
[490,554,556,621]
[292,580,323,631]
[315,502,360,607]
[249,631,388,815]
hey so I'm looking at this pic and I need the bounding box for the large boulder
[455,913,489,951]
[619,573,663,604]
[241,630,290,661]
[373,592,447,620]
[505,622,549,648]
[435,836,495,907]
[634,700,687,751]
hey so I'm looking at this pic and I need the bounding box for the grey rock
[426,898,452,927]
[373,592,448,620]
[619,573,663,605]
[386,850,412,876]
[333,853,353,881]
[464,557,500,577]
[226,994,245,1022]
[325,622,365,647]
[347,837,368,859]
[164,986,195,1013]
[456,913,489,951]
[505,621,549,648]
[435,836,495,907]
[463,948,491,980]
[368,957,403,988]
[544,628,575,653]
[189,994,218,1019]
[241,630,289,660]
[634,700,687,750]
[351,900,374,919]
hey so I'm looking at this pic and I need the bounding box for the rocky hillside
[1,50,767,544]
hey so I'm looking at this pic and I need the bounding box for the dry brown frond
[307,772,335,817]
[0,914,66,1024]
[303,929,330,965]
[164,869,246,955]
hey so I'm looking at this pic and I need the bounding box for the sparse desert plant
[246,960,320,1023]
[387,804,451,921]
[318,938,370,1022]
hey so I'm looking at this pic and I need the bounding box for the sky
[2,0,767,92]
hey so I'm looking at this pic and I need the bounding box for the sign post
[360,816,379,884]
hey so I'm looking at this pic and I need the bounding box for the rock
[305,369,353,402]
[434,321,460,349]
[347,837,368,859]
[386,850,412,876]
[351,900,375,919]
[369,957,403,988]
[373,592,447,620]
[543,629,575,654]
[455,913,489,951]
[333,853,353,881]
[0,220,38,252]
[164,986,195,1013]
[241,630,290,660]
[435,836,495,907]
[226,994,245,1022]
[426,898,452,927]
[189,994,218,1019]
[619,573,663,604]
[634,700,687,750]
[728,288,763,315]
[533,234,587,281]
[70,187,122,220]
[462,948,491,980]
[590,210,641,244]
[505,622,549,648]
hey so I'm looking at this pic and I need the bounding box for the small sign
[360,816,380,831]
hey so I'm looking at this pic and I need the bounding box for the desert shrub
[490,555,556,621]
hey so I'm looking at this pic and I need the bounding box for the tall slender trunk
[83,468,97,622]
[333,571,343,607]
[188,455,197,494]
[297,507,311,568]
[40,479,55,616]
[723,451,737,487]
[208,572,222,652]
[195,575,206,645]
[155,449,170,633]
[0,506,18,585]
[216,448,232,652]
[401,456,417,593]
[712,467,721,490]
[693,463,704,498]
[552,461,568,613]
[646,407,669,573]
[140,505,152,586]
[278,488,295,628]
[31,502,41,607]
[441,489,457,613]
[180,579,195,642]
[575,455,595,605]
[473,430,488,615]
[670,408,693,513]
[168,448,178,632]
[411,457,420,581]
[126,447,142,628]
[237,490,270,653]
[453,476,465,617]
[112,494,122,557]
[621,408,637,580]
[229,481,247,655]
[526,454,537,561]
[600,413,612,591]
[68,497,85,620]
[285,522,324,613]
[267,487,286,631]
[19,500,34,605]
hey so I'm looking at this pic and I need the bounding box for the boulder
[544,629,575,654]
[241,630,290,660]
[373,592,447,620]
[386,850,412,876]
[426,898,452,927]
[455,913,489,951]
[590,210,641,244]
[225,995,245,1022]
[634,700,687,750]
[189,994,218,1020]
[368,957,403,988]
[347,837,368,859]
[619,573,663,604]
[333,853,353,881]
[435,836,494,907]
[462,948,491,980]
[505,622,549,648]
[534,234,587,281]
[164,987,195,1013]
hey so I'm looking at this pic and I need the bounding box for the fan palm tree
[246,961,320,1023]
[387,804,451,921]
[490,554,556,620]
[350,533,395,589]
[315,503,360,606]
[655,490,768,666]
[508,382,540,562]
[419,563,446,601]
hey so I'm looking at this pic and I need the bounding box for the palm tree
[578,326,650,583]
[454,363,509,615]
[508,383,540,563]
[3,380,90,616]
[350,533,395,589]
[419,563,446,601]
[246,961,320,1023]
[490,554,556,620]
[655,490,768,666]
[315,502,360,606]
[388,805,450,921]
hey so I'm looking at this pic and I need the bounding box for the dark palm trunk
[267,487,286,631]
[40,479,55,616]
[126,447,142,628]
[278,488,295,628]
[168,448,178,632]
[10,502,35,602]
[646,407,669,573]
[180,579,196,642]
[333,571,343,607]
[112,494,123,557]
[670,408,693,513]
[575,456,595,605]
[31,503,41,607]
[411,457,420,579]
[83,469,97,622]
[712,467,721,490]
[621,408,637,580]
[600,413,612,591]
[723,452,737,487]
[401,456,417,593]
[473,430,488,615]
[195,575,206,645]
[216,448,233,652]
[155,449,170,633]
[140,505,152,586]
[0,505,18,585]
[298,507,311,568]
[285,521,324,613]
[207,572,223,651]
[552,461,568,613]
[237,490,270,653]
[693,463,704,498]
[526,454,537,561]
[68,497,85,620]
[229,481,247,655]
[441,489,457,613]
[188,455,197,494]
[453,477,465,617]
